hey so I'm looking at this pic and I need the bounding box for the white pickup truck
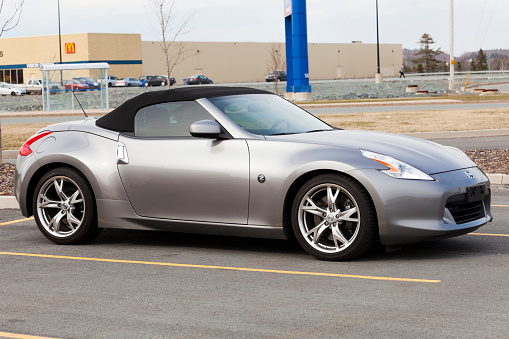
[18,79,64,94]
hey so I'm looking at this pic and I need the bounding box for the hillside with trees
[403,33,509,73]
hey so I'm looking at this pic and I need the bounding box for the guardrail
[406,70,509,78]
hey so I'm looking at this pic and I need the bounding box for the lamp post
[375,0,382,83]
[58,0,63,85]
[449,0,455,92]
[58,0,62,64]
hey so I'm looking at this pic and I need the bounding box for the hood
[267,130,476,175]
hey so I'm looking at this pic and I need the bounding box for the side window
[134,101,215,138]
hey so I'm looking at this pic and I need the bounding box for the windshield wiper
[270,132,299,136]
[306,129,333,133]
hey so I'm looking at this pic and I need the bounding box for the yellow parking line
[492,204,509,207]
[0,331,59,339]
[0,251,440,283]
[471,233,509,237]
[0,217,34,226]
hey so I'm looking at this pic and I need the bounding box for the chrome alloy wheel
[297,183,360,254]
[36,176,85,238]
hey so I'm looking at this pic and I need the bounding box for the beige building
[0,33,142,82]
[0,33,402,85]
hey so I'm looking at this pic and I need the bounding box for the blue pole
[285,0,311,95]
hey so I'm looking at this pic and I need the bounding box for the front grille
[446,200,485,224]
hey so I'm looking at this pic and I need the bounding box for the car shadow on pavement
[94,228,307,256]
[87,228,505,262]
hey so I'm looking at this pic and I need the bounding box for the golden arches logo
[65,42,75,54]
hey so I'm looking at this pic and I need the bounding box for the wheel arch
[24,162,95,217]
[282,169,379,240]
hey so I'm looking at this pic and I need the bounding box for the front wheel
[33,167,102,245]
[291,174,377,261]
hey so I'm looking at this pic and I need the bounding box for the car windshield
[208,94,333,136]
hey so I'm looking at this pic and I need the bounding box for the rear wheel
[33,167,102,244]
[291,174,376,261]
[11,91,16,96]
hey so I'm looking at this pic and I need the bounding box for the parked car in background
[73,77,100,90]
[0,82,26,96]
[62,79,90,91]
[17,79,63,94]
[265,71,287,82]
[115,77,140,87]
[185,75,213,85]
[158,75,176,86]
[139,75,172,87]
[97,76,119,87]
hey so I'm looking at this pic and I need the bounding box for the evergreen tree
[476,49,488,71]
[416,63,424,73]
[456,60,462,72]
[471,59,477,71]
[412,33,443,73]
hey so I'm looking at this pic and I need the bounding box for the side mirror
[189,120,222,139]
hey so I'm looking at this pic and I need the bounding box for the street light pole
[449,0,455,93]
[58,0,62,64]
[375,0,382,83]
[58,0,63,85]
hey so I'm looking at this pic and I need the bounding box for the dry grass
[1,123,48,150]
[318,108,509,133]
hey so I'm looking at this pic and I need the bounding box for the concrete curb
[1,173,507,210]
[0,196,19,209]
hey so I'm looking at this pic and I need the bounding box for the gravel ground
[1,148,508,196]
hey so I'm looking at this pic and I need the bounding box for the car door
[117,100,250,224]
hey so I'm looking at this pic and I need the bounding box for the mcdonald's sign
[65,42,76,54]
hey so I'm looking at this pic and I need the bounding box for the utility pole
[375,0,382,83]
[58,0,63,85]
[449,0,455,92]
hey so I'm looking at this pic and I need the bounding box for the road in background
[306,102,509,114]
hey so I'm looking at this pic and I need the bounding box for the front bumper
[351,166,492,245]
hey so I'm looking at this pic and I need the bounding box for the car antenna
[71,90,89,118]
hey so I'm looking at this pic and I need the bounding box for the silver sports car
[14,87,492,260]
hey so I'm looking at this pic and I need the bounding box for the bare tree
[495,55,508,70]
[0,0,24,162]
[0,0,24,37]
[149,0,194,89]
[265,42,286,95]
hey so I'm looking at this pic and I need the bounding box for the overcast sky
[1,0,506,57]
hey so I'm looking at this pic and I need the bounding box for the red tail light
[20,131,52,156]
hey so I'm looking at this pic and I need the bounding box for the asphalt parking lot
[0,188,508,339]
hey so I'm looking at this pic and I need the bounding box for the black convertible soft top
[96,86,273,133]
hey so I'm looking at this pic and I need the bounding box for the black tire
[33,167,102,245]
[291,174,377,261]
[11,91,16,96]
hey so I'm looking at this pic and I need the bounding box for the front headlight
[361,150,434,181]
